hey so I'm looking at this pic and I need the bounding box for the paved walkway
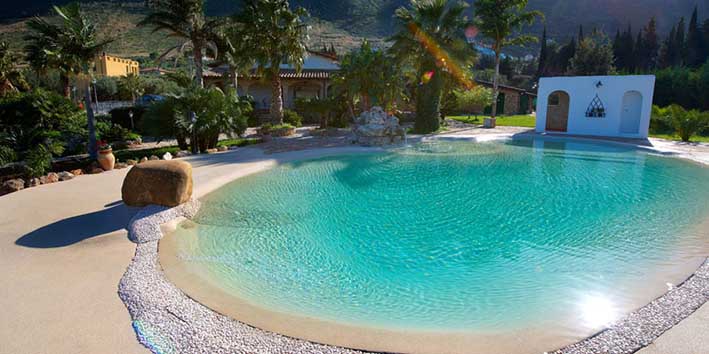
[0,128,707,354]
[637,303,709,354]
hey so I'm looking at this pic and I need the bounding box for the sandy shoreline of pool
[2,128,707,354]
[155,135,709,354]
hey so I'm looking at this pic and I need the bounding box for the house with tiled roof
[204,50,536,116]
[204,50,339,111]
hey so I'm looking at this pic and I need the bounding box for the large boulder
[121,160,193,207]
[0,179,25,196]
[352,106,406,146]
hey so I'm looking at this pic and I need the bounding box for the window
[548,93,560,106]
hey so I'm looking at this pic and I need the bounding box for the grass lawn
[448,115,536,128]
[648,133,709,143]
[449,115,709,143]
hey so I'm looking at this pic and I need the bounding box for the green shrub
[260,122,273,133]
[96,122,140,143]
[271,123,294,130]
[652,104,709,142]
[453,86,494,119]
[294,97,349,128]
[95,114,112,123]
[283,109,303,127]
[25,145,53,177]
[0,145,17,166]
[142,87,250,152]
[0,89,86,158]
[240,96,260,127]
[93,76,119,101]
[216,138,262,148]
[142,76,180,96]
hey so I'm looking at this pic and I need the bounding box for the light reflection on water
[171,138,709,335]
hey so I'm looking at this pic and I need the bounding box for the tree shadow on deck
[15,202,138,248]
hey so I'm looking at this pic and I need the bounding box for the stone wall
[502,91,520,115]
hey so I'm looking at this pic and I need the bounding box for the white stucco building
[535,75,656,139]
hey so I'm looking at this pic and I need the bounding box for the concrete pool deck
[1,128,708,354]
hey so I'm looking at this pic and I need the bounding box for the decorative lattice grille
[585,94,606,118]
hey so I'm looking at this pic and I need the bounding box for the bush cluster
[142,86,250,152]
[651,104,709,142]
[0,89,87,175]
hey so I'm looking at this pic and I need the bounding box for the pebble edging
[119,202,709,354]
[118,201,366,354]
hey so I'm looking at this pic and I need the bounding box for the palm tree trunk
[61,73,71,98]
[83,79,97,159]
[270,72,284,124]
[362,95,371,111]
[194,46,204,88]
[190,112,199,154]
[176,131,188,150]
[491,50,501,119]
[230,66,238,92]
[414,64,443,133]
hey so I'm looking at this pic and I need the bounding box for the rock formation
[352,107,406,146]
[121,160,193,207]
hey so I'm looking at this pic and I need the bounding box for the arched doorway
[619,91,642,134]
[545,91,570,132]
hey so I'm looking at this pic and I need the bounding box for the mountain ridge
[1,0,708,58]
[3,0,707,37]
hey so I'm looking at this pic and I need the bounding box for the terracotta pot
[97,149,116,171]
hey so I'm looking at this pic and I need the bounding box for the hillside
[1,0,708,58]
[0,2,385,59]
[3,0,708,35]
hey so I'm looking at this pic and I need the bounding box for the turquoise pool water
[171,139,709,334]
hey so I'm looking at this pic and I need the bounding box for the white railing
[93,101,134,115]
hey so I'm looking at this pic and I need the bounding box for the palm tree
[234,0,309,124]
[334,41,405,115]
[25,15,75,98]
[119,73,145,103]
[139,0,222,88]
[25,3,111,158]
[389,0,475,133]
[214,24,255,94]
[473,0,543,124]
[0,41,23,96]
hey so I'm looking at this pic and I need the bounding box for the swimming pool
[162,138,709,353]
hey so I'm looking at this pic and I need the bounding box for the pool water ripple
[169,139,709,336]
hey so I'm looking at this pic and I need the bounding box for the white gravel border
[118,200,365,354]
[118,135,709,353]
[119,199,709,354]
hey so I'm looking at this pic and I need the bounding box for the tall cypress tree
[617,24,635,72]
[631,30,645,72]
[704,19,709,64]
[687,6,704,67]
[558,37,576,74]
[537,27,548,78]
[659,25,677,68]
[676,17,687,66]
[613,28,622,66]
[578,25,584,42]
[640,17,659,71]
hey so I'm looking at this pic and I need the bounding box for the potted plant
[259,123,273,142]
[96,140,116,171]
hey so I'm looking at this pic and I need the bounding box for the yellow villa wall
[94,54,139,77]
